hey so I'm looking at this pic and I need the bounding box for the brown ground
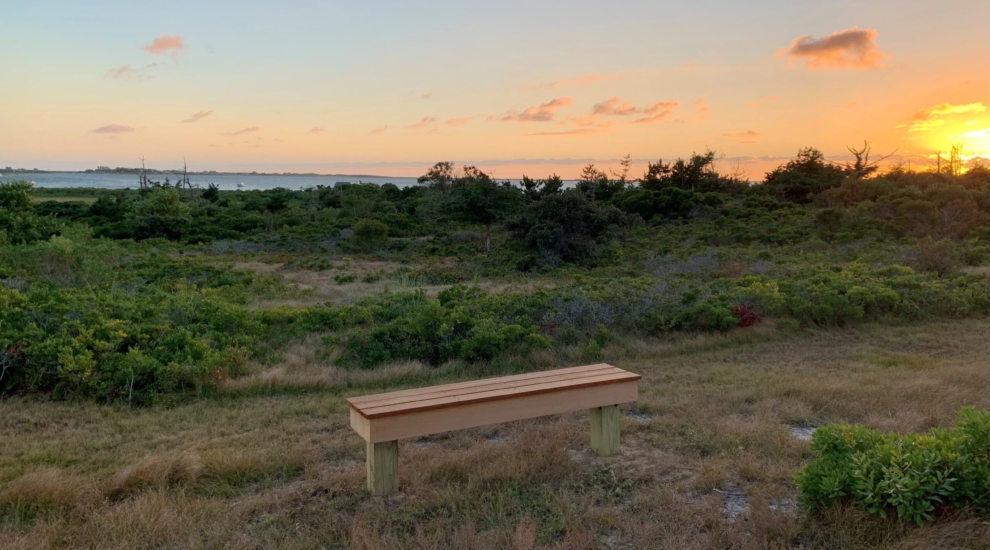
[1,318,988,549]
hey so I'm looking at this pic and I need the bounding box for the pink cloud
[635,101,680,123]
[569,115,604,127]
[526,121,612,136]
[91,124,134,134]
[407,116,437,130]
[308,126,324,133]
[222,126,259,136]
[778,27,887,69]
[592,96,638,116]
[723,130,760,143]
[105,64,159,81]
[501,98,574,122]
[144,35,185,55]
[692,97,709,121]
[182,110,212,123]
[421,93,432,100]
[445,117,474,126]
[370,125,389,135]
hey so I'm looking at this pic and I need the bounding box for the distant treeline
[5,147,988,268]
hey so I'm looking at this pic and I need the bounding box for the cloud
[912,102,987,120]
[635,101,680,123]
[778,27,886,69]
[592,96,638,116]
[144,35,185,56]
[723,130,760,143]
[222,126,260,136]
[308,127,324,133]
[182,110,213,123]
[528,116,613,136]
[421,93,432,100]
[531,74,619,89]
[407,116,437,130]
[91,124,134,134]
[904,102,988,133]
[445,117,474,126]
[692,97,709,121]
[370,125,389,135]
[908,120,946,133]
[501,98,574,122]
[526,127,610,137]
[105,64,159,81]
[569,115,605,127]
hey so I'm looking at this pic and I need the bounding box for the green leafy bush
[342,286,550,368]
[351,218,389,250]
[507,190,625,268]
[796,407,990,525]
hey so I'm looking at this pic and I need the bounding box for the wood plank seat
[347,363,641,495]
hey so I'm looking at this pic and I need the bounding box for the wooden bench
[347,363,641,495]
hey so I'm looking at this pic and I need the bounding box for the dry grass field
[1,318,988,550]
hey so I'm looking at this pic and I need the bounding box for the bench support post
[590,405,621,456]
[366,440,398,496]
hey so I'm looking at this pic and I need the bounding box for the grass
[1,318,988,549]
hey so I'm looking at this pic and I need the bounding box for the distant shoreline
[2,169,401,179]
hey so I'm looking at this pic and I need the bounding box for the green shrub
[796,407,990,525]
[507,190,625,268]
[351,219,389,250]
[342,286,550,368]
[128,187,192,240]
[912,236,958,276]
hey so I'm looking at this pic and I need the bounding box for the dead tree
[139,157,149,189]
[843,140,895,179]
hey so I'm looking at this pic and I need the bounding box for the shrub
[731,304,761,327]
[912,236,958,277]
[343,286,550,368]
[351,218,389,250]
[507,190,625,268]
[128,187,192,240]
[796,407,990,525]
[762,147,847,203]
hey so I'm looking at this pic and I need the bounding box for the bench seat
[347,364,641,495]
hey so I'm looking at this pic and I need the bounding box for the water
[0,172,422,191]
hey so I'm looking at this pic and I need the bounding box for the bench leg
[367,440,399,496]
[590,405,621,456]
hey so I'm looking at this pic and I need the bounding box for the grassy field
[2,317,987,550]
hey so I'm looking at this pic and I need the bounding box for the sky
[1,0,987,179]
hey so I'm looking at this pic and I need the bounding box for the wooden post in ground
[590,405,621,456]
[367,440,398,496]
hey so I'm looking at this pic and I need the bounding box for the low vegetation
[797,407,989,525]
[1,146,988,547]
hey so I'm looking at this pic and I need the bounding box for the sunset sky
[1,0,987,179]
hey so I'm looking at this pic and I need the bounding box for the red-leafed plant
[731,305,761,328]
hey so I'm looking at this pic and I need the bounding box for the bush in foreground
[796,407,990,525]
